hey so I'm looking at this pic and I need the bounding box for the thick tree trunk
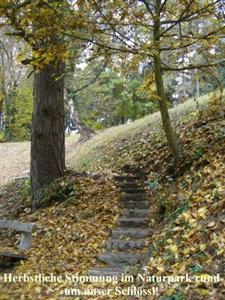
[31,63,65,209]
[153,1,183,165]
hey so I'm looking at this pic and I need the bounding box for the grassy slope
[0,92,224,300]
[72,93,211,173]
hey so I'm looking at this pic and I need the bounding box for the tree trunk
[154,54,183,164]
[72,109,94,141]
[31,63,65,209]
[153,1,183,165]
[195,69,200,98]
[0,74,4,131]
[67,90,95,141]
[121,116,125,124]
[4,91,14,141]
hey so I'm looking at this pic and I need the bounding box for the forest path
[89,175,151,277]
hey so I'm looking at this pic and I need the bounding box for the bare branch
[161,25,225,51]
[159,0,168,14]
[139,0,155,19]
[74,62,107,94]
[91,0,140,50]
[160,0,195,36]
[63,31,143,56]
[160,0,221,36]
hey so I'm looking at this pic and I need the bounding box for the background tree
[69,61,157,129]
[5,79,32,141]
[0,29,25,141]
[82,0,225,164]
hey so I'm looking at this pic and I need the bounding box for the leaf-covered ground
[72,94,225,299]
[0,175,120,299]
[0,93,224,299]
[144,107,225,299]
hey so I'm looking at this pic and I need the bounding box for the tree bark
[153,0,183,165]
[4,90,15,142]
[0,72,4,131]
[31,63,65,209]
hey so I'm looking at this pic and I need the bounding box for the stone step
[117,217,148,228]
[98,252,148,266]
[112,228,150,239]
[121,209,149,218]
[88,267,124,277]
[118,182,139,189]
[114,176,138,182]
[105,239,146,250]
[121,194,146,201]
[119,200,150,209]
[121,188,146,194]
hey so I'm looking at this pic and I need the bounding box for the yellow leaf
[34,287,41,293]
[198,207,207,218]
[200,244,206,251]
[183,248,190,255]
[196,288,209,296]
[166,239,173,244]
[165,288,175,296]
[216,248,224,255]
[170,245,178,253]
[156,265,165,272]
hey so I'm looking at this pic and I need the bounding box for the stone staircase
[89,175,151,277]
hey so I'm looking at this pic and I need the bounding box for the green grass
[72,92,213,172]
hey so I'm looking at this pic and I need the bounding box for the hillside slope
[73,92,225,299]
[72,93,211,174]
[0,92,224,300]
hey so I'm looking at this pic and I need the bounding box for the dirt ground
[0,135,79,186]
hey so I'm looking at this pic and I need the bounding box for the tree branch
[162,61,225,71]
[160,0,221,36]
[139,0,155,19]
[63,31,142,56]
[160,0,195,36]
[91,0,139,50]
[74,62,107,94]
[160,25,225,51]
[159,0,168,14]
[0,0,31,10]
[0,40,10,60]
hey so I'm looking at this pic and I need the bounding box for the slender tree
[0,31,24,140]
[83,0,225,164]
